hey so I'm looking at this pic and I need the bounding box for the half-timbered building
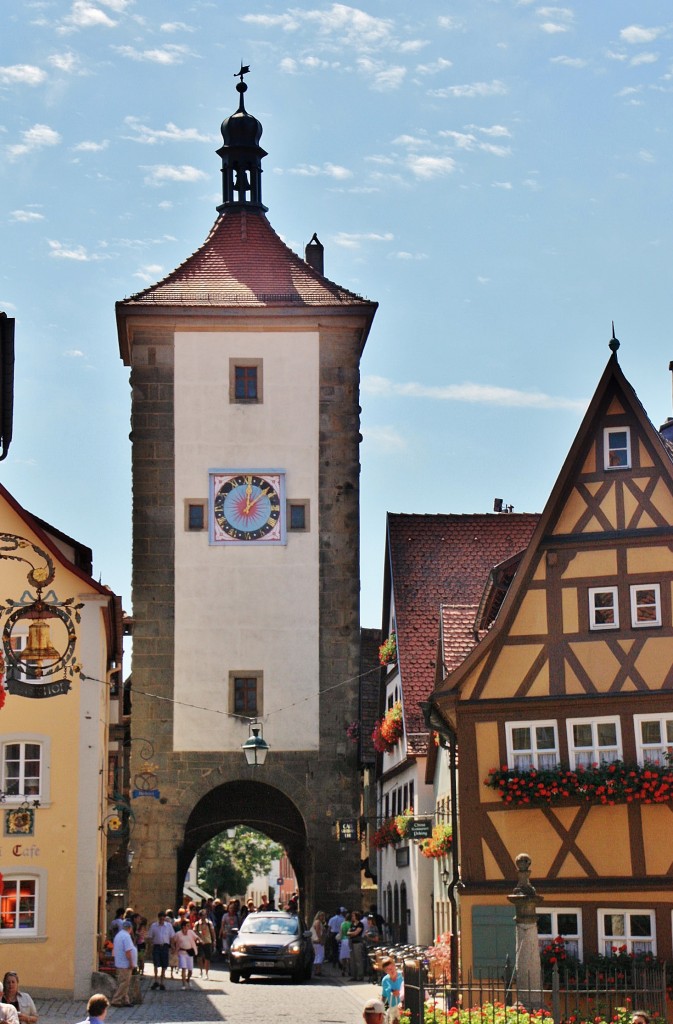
[429,346,673,973]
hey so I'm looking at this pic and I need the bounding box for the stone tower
[116,71,377,913]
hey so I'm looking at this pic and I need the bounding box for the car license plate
[254,961,271,967]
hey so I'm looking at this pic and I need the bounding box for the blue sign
[132,789,160,799]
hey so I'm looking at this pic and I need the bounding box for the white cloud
[302,5,394,49]
[73,139,109,151]
[10,209,45,222]
[437,16,464,30]
[620,25,664,45]
[357,57,406,90]
[48,52,79,72]
[407,154,456,178]
[279,57,298,74]
[416,58,453,74]
[639,150,655,163]
[64,349,84,357]
[470,124,511,138]
[333,231,394,249]
[537,6,573,16]
[0,64,47,85]
[48,240,100,261]
[389,251,428,261]
[429,79,507,98]
[124,117,211,145]
[63,2,118,29]
[241,13,301,30]
[539,22,569,34]
[361,424,407,452]
[396,39,427,53]
[114,44,192,64]
[287,162,353,179]
[160,22,194,33]
[134,264,164,282]
[361,375,586,410]
[8,123,61,158]
[142,164,208,186]
[491,181,513,189]
[550,55,588,67]
[630,52,658,66]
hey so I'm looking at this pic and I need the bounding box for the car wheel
[292,969,304,984]
[242,972,252,981]
[229,970,241,984]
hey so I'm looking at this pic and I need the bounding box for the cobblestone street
[34,962,378,1024]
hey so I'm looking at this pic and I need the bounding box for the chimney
[658,361,673,442]
[305,233,324,276]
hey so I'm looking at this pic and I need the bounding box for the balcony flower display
[395,807,414,839]
[379,632,397,666]
[485,757,673,807]
[371,816,401,850]
[420,823,453,859]
[372,701,404,753]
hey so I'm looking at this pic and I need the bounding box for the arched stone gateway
[178,780,308,901]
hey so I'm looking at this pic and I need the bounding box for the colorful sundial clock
[210,471,286,545]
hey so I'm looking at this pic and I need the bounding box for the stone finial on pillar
[507,853,544,1009]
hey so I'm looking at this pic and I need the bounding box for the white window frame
[0,875,39,937]
[506,721,559,771]
[537,907,583,960]
[0,736,51,805]
[567,717,622,769]
[604,426,631,470]
[634,713,673,765]
[598,909,655,956]
[630,584,662,628]
[589,587,619,630]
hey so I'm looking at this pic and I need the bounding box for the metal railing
[402,958,669,1024]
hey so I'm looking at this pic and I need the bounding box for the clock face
[210,471,286,545]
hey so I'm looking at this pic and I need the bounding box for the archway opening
[178,780,308,910]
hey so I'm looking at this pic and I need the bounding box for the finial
[609,321,620,354]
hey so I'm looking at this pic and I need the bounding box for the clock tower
[116,72,377,913]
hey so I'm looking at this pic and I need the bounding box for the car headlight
[286,941,302,955]
[232,945,247,954]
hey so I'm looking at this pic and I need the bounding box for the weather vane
[235,63,251,84]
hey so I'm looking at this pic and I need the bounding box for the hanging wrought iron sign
[0,534,82,698]
[131,738,160,799]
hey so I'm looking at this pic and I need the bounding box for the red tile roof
[387,513,540,746]
[120,209,376,309]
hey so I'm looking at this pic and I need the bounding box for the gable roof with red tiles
[117,209,377,310]
[385,512,540,749]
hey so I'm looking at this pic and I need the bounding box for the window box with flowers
[379,632,397,666]
[484,757,673,807]
[420,823,453,859]
[371,808,414,850]
[372,701,404,753]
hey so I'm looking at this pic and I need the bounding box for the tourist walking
[148,909,174,990]
[1,973,37,1024]
[171,918,200,989]
[310,911,326,976]
[194,909,216,979]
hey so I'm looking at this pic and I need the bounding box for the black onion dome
[217,77,268,213]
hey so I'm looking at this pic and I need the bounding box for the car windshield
[241,916,299,936]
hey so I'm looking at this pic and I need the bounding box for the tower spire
[217,65,268,214]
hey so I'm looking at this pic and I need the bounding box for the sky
[2,1,673,631]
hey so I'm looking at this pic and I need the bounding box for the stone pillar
[507,853,543,1009]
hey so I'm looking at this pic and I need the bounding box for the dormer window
[604,427,631,470]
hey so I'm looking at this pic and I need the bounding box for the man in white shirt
[147,910,174,990]
[0,1006,19,1024]
[111,921,137,1006]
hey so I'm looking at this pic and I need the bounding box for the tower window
[184,500,206,532]
[229,359,263,403]
[229,671,263,717]
[287,500,310,532]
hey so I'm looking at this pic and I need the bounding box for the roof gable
[431,354,673,705]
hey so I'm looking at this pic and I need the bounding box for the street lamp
[241,721,270,766]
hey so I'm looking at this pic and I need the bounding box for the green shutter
[472,905,516,972]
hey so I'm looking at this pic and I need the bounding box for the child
[381,957,404,1024]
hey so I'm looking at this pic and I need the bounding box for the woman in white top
[171,920,200,989]
[1,973,37,1024]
